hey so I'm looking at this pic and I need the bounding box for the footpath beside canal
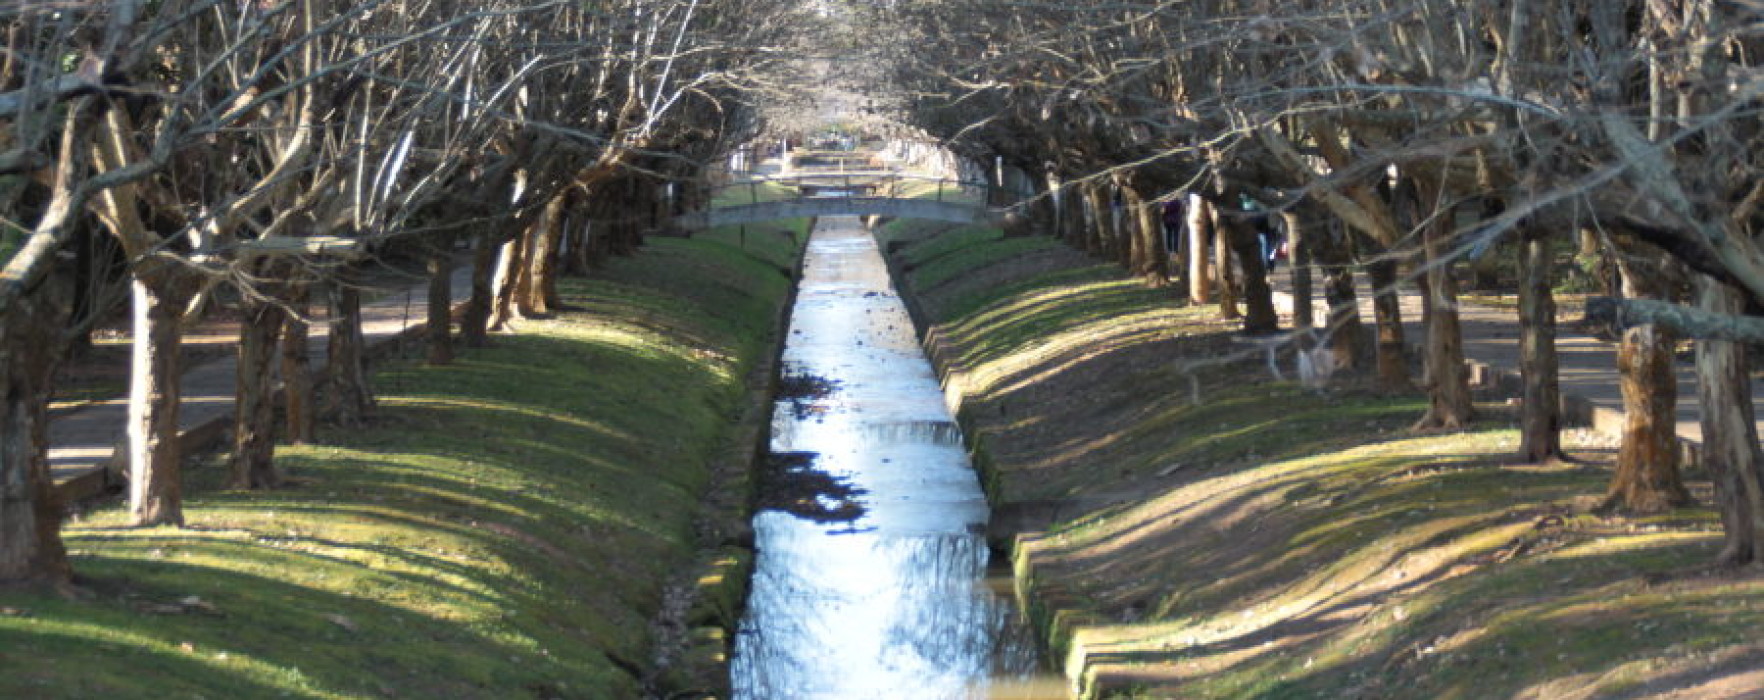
[878,219,1764,699]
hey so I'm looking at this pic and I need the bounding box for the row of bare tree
[860,0,1764,564]
[0,0,817,585]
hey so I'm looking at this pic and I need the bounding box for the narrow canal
[730,216,1052,698]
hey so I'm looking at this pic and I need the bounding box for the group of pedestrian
[1157,194,1287,271]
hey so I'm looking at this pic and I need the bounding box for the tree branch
[1585,296,1764,343]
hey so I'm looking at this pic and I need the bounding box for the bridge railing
[709,171,999,209]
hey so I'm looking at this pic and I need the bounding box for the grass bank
[880,221,1764,699]
[1,219,809,699]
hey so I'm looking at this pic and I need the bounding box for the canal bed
[729,216,1052,699]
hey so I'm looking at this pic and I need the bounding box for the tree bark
[1124,185,1170,287]
[1366,257,1410,392]
[1059,181,1086,248]
[522,192,567,315]
[0,284,72,584]
[1217,210,1279,334]
[280,281,314,445]
[1414,202,1473,430]
[488,227,527,332]
[1112,188,1134,271]
[427,240,455,366]
[1188,195,1212,305]
[1468,239,1503,290]
[128,277,195,527]
[1584,296,1764,344]
[563,211,592,276]
[1604,259,1690,513]
[1605,320,1691,512]
[231,294,287,489]
[1117,184,1144,273]
[323,265,374,427]
[1693,276,1764,564]
[1077,182,1106,258]
[460,229,501,346]
[609,177,649,256]
[1314,221,1364,371]
[1517,227,1564,461]
[1026,174,1057,239]
[1284,209,1313,329]
[1211,204,1240,320]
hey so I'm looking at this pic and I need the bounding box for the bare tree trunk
[1414,206,1473,429]
[584,216,611,270]
[1058,182,1086,248]
[1313,221,1364,371]
[1117,184,1144,273]
[1579,228,1601,257]
[523,192,567,315]
[1518,227,1564,461]
[1083,182,1111,258]
[324,266,374,427]
[1604,259,1690,513]
[1027,175,1057,239]
[1694,276,1764,564]
[281,282,314,445]
[608,177,649,256]
[1124,185,1170,287]
[1217,211,1279,334]
[1469,238,1503,290]
[0,285,72,584]
[562,211,591,276]
[612,213,637,257]
[1211,205,1240,320]
[1113,188,1134,271]
[1366,257,1409,392]
[1188,195,1212,305]
[129,277,194,527]
[231,295,287,489]
[1605,320,1691,512]
[460,229,501,346]
[427,240,454,366]
[1284,209,1313,329]
[489,228,527,331]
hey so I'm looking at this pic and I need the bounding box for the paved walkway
[51,265,474,499]
[1266,270,1764,453]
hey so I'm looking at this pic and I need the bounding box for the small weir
[731,216,1060,699]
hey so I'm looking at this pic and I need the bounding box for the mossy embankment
[879,220,1764,699]
[0,210,810,699]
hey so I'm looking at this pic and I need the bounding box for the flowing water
[730,216,1061,699]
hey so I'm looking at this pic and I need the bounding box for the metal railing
[711,171,997,207]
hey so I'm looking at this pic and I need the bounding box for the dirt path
[1266,273,1764,451]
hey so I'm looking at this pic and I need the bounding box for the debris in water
[757,451,868,524]
[776,368,840,419]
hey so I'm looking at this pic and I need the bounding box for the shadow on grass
[7,231,797,699]
[2,553,619,699]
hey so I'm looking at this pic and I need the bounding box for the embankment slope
[881,220,1764,700]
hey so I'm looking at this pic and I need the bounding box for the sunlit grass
[3,232,802,698]
[890,178,983,204]
[890,219,1762,699]
[710,180,797,207]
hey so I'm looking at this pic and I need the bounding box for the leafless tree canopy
[0,0,822,578]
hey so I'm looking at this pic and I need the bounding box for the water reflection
[731,217,1048,699]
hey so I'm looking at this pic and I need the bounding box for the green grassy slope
[887,225,1764,700]
[0,219,809,699]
